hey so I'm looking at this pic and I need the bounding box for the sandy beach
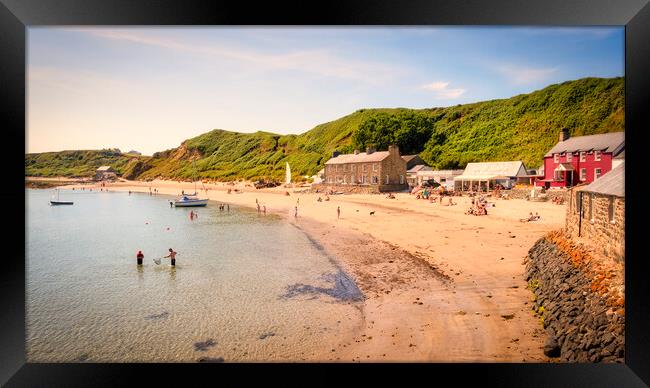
[64,179,567,362]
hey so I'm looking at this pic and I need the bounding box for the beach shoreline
[60,178,567,362]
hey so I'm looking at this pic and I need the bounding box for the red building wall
[537,151,613,188]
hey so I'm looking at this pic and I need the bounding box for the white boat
[173,196,208,207]
[172,160,208,207]
[50,188,74,206]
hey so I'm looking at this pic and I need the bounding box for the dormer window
[554,154,559,163]
[594,150,601,161]
[579,152,586,162]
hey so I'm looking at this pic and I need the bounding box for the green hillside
[25,149,139,177]
[25,77,624,181]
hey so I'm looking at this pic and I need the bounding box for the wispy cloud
[494,64,558,85]
[420,81,466,99]
[64,28,405,85]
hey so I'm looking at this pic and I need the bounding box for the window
[608,197,615,223]
[385,175,390,184]
[595,168,602,180]
[580,168,587,181]
[579,152,586,162]
[363,164,367,172]
[371,176,378,184]
[554,153,559,163]
[589,193,594,222]
[399,175,404,184]
[343,175,347,184]
[361,175,366,184]
[566,152,572,162]
[594,150,601,161]
[554,170,563,181]
[373,163,378,171]
[351,164,356,172]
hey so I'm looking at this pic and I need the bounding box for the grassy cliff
[25,77,624,181]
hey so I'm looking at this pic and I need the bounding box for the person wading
[164,248,178,266]
[136,250,144,265]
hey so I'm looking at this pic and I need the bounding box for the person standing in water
[136,250,144,265]
[190,210,195,220]
[164,248,177,266]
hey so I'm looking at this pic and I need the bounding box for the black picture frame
[2,0,649,386]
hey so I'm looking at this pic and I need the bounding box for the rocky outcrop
[525,232,624,363]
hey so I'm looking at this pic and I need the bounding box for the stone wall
[565,190,625,262]
[507,188,570,202]
[311,183,406,194]
[525,233,624,362]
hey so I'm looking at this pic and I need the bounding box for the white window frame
[580,168,587,181]
[594,168,602,180]
[371,176,378,184]
[594,150,601,161]
[554,170,563,181]
[361,175,366,184]
[566,152,572,162]
[579,152,586,162]
[373,163,378,171]
[385,175,390,184]
[554,153,559,163]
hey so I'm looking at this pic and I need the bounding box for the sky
[27,27,624,156]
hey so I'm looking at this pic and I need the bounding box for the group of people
[256,199,266,215]
[136,248,177,266]
[551,196,565,205]
[189,210,198,220]
[466,196,490,215]
[218,203,229,212]
[520,212,541,222]
[317,195,330,202]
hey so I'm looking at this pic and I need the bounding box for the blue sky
[28,27,624,155]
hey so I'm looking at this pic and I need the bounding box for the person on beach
[190,210,195,220]
[294,206,298,218]
[136,250,144,265]
[227,204,230,212]
[263,205,266,215]
[337,206,340,219]
[257,203,261,213]
[164,248,177,266]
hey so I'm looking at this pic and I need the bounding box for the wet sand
[65,179,567,362]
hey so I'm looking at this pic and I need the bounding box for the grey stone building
[322,145,408,192]
[565,162,624,262]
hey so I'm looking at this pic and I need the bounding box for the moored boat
[173,196,208,207]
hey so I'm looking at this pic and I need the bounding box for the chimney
[366,146,375,154]
[559,128,570,142]
[332,150,340,158]
[388,144,399,156]
[354,149,359,155]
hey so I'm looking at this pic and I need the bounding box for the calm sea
[26,189,363,362]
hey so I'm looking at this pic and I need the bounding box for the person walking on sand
[263,205,266,215]
[294,206,298,218]
[164,248,177,266]
[257,203,261,213]
[136,250,144,265]
[337,206,340,219]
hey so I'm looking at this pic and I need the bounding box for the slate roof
[581,162,625,197]
[456,161,528,180]
[325,151,391,164]
[545,132,624,157]
[407,165,431,173]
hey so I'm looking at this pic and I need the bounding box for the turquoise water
[26,189,363,362]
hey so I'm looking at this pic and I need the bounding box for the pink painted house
[536,130,624,188]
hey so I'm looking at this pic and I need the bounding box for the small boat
[50,188,74,205]
[173,195,208,207]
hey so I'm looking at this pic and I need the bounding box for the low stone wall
[525,232,624,363]
[507,188,570,202]
[311,183,408,194]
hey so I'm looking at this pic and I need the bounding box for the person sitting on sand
[317,196,322,202]
[448,197,455,206]
[520,212,535,222]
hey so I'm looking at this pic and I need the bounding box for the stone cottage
[323,145,408,192]
[565,162,624,262]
